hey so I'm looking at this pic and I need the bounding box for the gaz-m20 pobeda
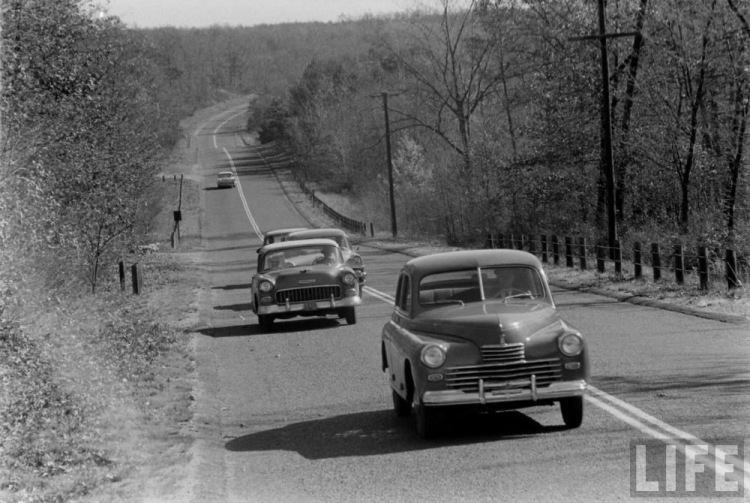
[381,249,589,438]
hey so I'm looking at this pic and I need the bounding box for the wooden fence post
[528,235,536,256]
[674,243,684,285]
[633,242,642,279]
[726,249,740,289]
[541,235,548,263]
[131,263,143,295]
[579,237,587,270]
[565,237,573,268]
[596,243,606,273]
[652,243,662,281]
[698,246,708,291]
[552,235,560,265]
[119,261,126,292]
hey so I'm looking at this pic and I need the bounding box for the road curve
[179,104,750,503]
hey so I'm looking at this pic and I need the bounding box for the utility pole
[570,0,639,256]
[382,92,398,238]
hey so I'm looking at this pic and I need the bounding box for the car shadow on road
[225,409,569,459]
[198,325,261,338]
[212,283,252,290]
[199,317,344,338]
[214,302,254,311]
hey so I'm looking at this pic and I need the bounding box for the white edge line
[213,109,247,149]
[222,147,262,240]
[590,385,750,479]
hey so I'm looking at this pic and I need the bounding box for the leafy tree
[2,0,174,293]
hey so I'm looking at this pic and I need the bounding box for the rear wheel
[560,396,584,428]
[258,314,274,330]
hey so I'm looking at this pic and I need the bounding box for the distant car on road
[381,249,589,438]
[251,238,362,330]
[286,228,366,285]
[217,171,236,188]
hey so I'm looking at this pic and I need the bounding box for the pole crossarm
[567,0,640,254]
[568,31,640,42]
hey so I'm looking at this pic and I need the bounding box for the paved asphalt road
[180,103,750,502]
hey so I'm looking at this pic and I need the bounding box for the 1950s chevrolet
[251,238,362,330]
[381,249,589,438]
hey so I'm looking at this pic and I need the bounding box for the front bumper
[257,294,362,315]
[422,379,587,407]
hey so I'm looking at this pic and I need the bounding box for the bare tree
[378,0,513,171]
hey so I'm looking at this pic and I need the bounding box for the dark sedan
[381,249,589,438]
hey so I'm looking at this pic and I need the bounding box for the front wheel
[343,307,356,325]
[413,396,441,439]
[560,396,584,428]
[392,389,411,417]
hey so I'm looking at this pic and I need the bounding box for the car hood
[411,300,564,346]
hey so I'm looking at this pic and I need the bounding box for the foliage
[0,281,179,502]
[2,0,180,294]
[242,0,748,255]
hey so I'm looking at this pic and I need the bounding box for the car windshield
[418,266,546,306]
[261,244,342,272]
[218,172,233,178]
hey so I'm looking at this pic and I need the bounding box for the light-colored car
[217,171,236,188]
[260,227,308,248]
[251,238,362,330]
[286,228,366,284]
[381,249,589,438]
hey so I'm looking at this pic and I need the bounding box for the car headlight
[258,280,274,293]
[348,255,363,266]
[421,345,446,369]
[559,333,584,356]
[341,272,356,286]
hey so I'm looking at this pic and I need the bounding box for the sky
[103,0,414,28]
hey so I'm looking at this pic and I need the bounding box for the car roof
[286,228,347,239]
[404,250,543,278]
[259,238,339,254]
[263,227,307,238]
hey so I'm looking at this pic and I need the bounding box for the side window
[395,274,411,314]
[402,276,412,314]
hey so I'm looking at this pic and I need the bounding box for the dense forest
[2,0,749,295]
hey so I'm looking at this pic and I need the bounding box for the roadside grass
[0,97,221,503]
[0,246,196,503]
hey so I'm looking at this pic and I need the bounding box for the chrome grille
[275,286,341,304]
[445,359,562,392]
[482,343,525,364]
